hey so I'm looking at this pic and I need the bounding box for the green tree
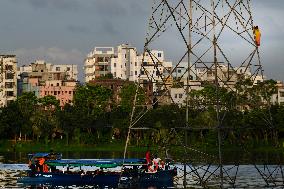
[16,92,38,140]
[73,84,112,142]
[119,83,146,113]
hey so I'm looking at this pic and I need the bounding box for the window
[135,71,137,75]
[6,73,14,79]
[51,84,53,86]
[45,91,47,95]
[58,91,61,94]
[114,63,116,67]
[158,53,162,57]
[5,65,13,70]
[114,72,116,77]
[98,57,104,62]
[141,71,144,75]
[5,82,13,88]
[67,67,71,71]
[54,91,57,95]
[280,92,284,97]
[175,94,177,98]
[56,67,60,71]
[135,62,137,66]
[57,83,59,86]
[178,69,182,73]
[131,71,133,76]
[143,62,147,66]
[6,91,14,97]
[179,94,183,98]
[125,54,127,58]
[68,100,71,103]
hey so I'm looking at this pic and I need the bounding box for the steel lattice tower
[121,0,284,188]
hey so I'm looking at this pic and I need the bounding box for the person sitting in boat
[36,157,49,172]
[148,154,163,173]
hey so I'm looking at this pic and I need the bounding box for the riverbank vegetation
[0,79,284,162]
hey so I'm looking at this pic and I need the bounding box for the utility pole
[211,0,223,188]
[184,0,193,188]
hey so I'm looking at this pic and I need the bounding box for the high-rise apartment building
[139,50,172,92]
[84,47,114,83]
[85,45,173,92]
[0,55,17,107]
[111,44,140,81]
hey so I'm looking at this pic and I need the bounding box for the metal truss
[121,0,282,188]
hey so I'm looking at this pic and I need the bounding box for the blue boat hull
[18,170,176,188]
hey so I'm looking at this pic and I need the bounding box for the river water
[1,152,284,188]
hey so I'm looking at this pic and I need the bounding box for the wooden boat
[18,152,177,188]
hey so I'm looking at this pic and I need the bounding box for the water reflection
[1,163,284,188]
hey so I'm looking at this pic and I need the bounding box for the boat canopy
[45,158,147,168]
[28,153,62,160]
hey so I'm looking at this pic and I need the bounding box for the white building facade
[85,45,173,92]
[84,47,114,83]
[0,55,17,107]
[111,44,140,81]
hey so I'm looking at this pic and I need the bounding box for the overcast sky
[0,0,283,82]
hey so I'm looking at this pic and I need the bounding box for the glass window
[114,63,116,67]
[6,91,14,97]
[67,67,71,71]
[56,67,60,71]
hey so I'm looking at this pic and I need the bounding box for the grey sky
[0,0,283,82]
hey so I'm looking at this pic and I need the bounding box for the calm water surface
[1,152,284,188]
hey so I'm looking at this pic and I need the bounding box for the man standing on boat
[145,150,151,164]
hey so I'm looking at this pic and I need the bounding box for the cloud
[67,25,92,34]
[12,47,83,64]
[93,1,128,17]
[11,0,82,11]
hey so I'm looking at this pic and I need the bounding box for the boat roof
[45,158,147,168]
[28,152,62,160]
